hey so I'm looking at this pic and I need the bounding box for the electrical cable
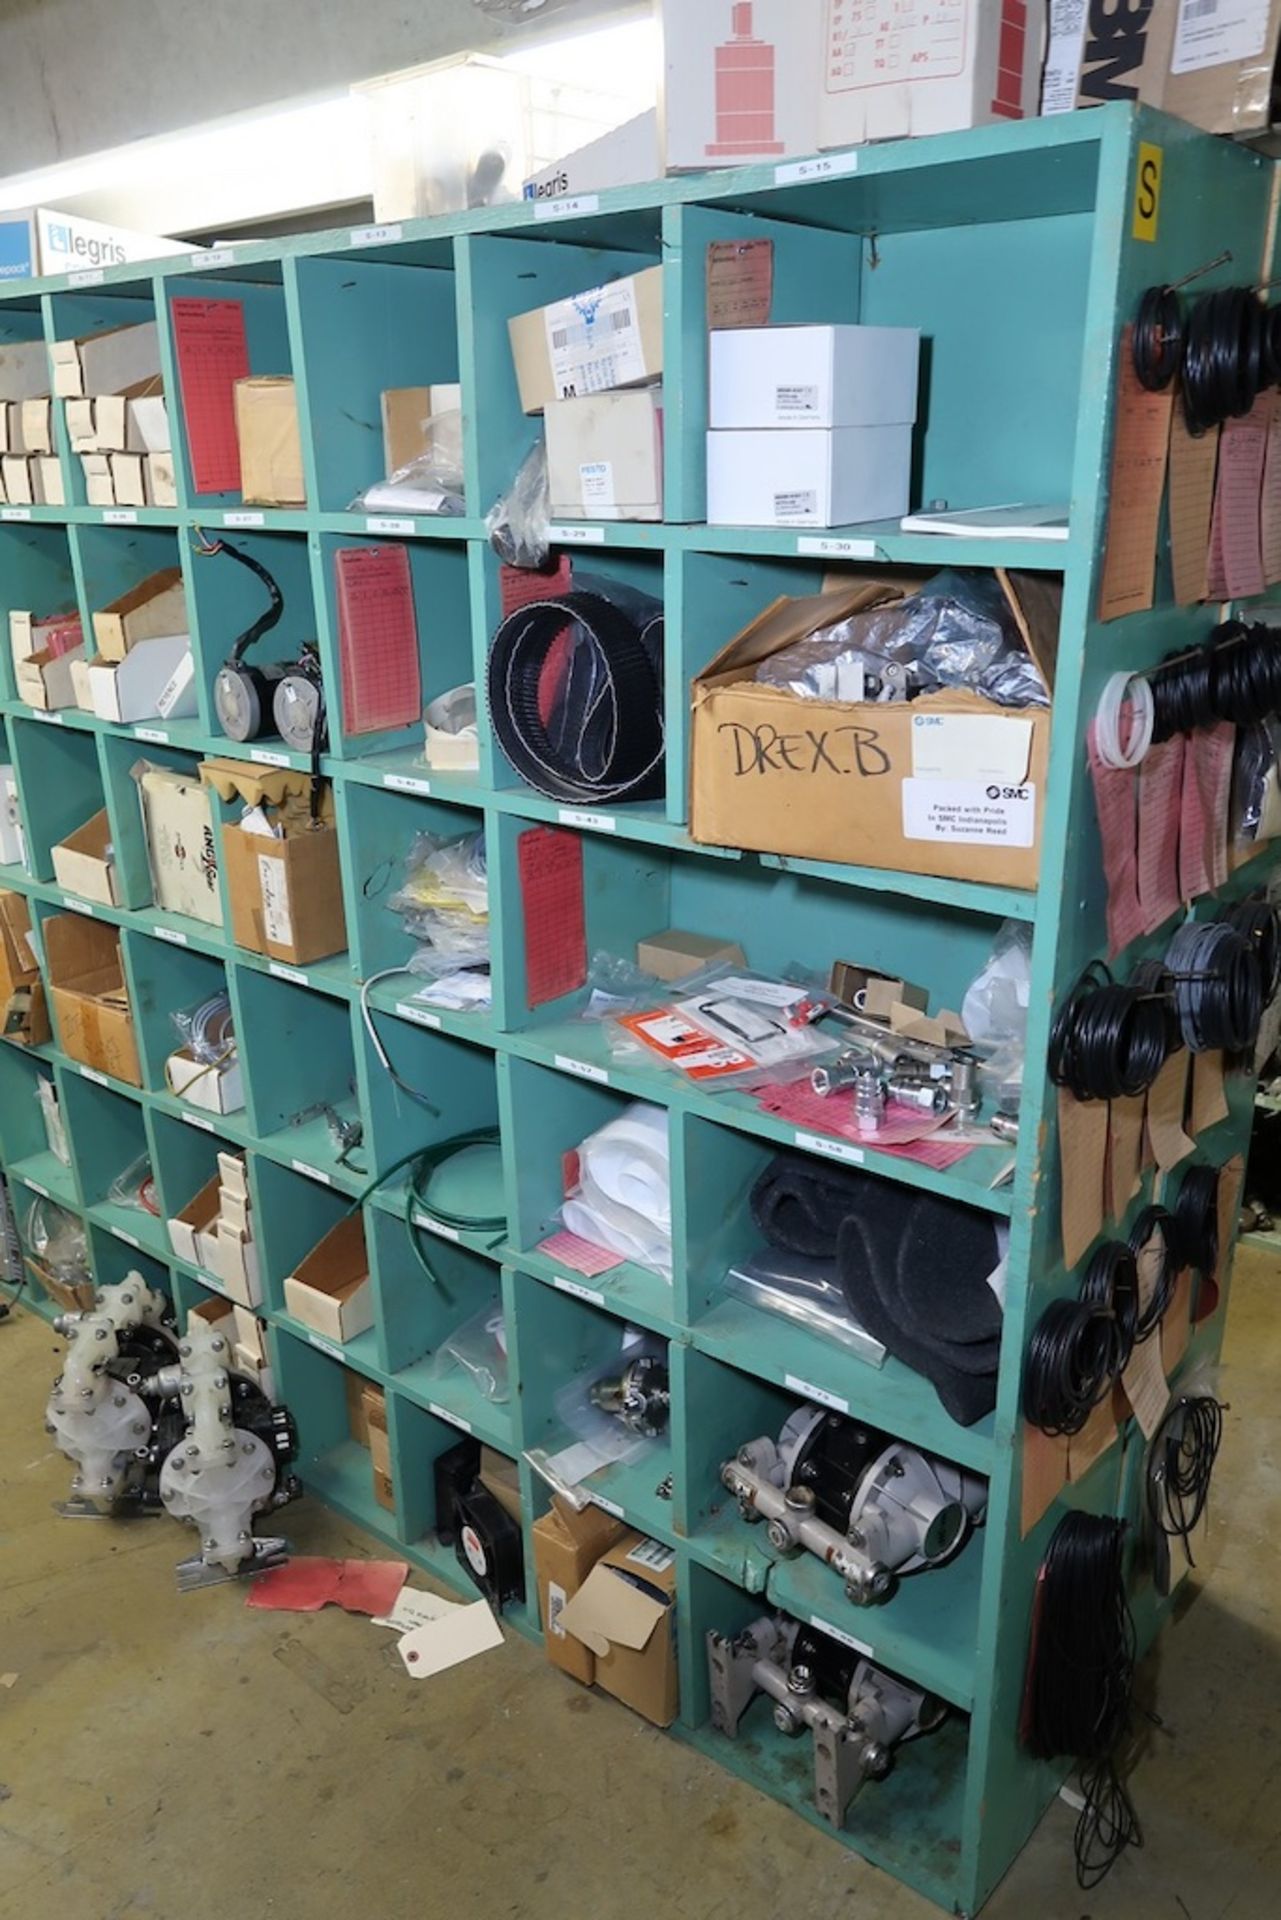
[1145,1393,1225,1592]
[349,1133,505,1287]
[1023,1511,1141,1889]
[1132,285,1184,391]
[1164,919,1263,1056]
[486,589,666,804]
[1173,1164,1221,1292]
[1126,1204,1180,1341]
[359,970,444,1116]
[1023,1240,1137,1435]
[1080,1239,1139,1372]
[1217,897,1281,1004]
[1094,671,1155,769]
[1049,962,1170,1101]
[1182,287,1265,436]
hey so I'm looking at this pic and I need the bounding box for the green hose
[349,1129,506,1286]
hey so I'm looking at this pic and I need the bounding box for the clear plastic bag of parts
[107,1152,157,1213]
[1232,721,1281,846]
[961,918,1032,1112]
[351,411,466,517]
[539,1327,668,1495]
[421,1302,509,1403]
[24,1195,89,1286]
[605,964,841,1090]
[389,830,490,979]
[486,440,551,568]
[754,570,1048,710]
[725,1249,887,1367]
[170,991,235,1065]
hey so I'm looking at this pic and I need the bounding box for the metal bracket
[53,1496,113,1520]
[175,1535,290,1593]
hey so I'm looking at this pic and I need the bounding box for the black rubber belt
[486,589,665,803]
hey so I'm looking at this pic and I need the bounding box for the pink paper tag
[1217,396,1271,600]
[1136,735,1185,936]
[1087,724,1144,958]
[754,1078,964,1154]
[537,1229,622,1277]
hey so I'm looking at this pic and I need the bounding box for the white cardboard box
[82,452,114,506]
[145,451,178,507]
[283,1214,373,1343]
[545,388,664,522]
[16,643,84,710]
[34,456,65,506]
[818,0,1045,149]
[155,647,198,720]
[206,1225,262,1309]
[88,633,193,724]
[709,325,920,430]
[20,397,52,454]
[706,424,913,528]
[1,455,33,505]
[51,322,161,401]
[166,1045,244,1115]
[0,766,26,868]
[51,808,120,906]
[127,391,170,454]
[136,764,223,927]
[109,452,147,507]
[508,264,663,416]
[0,339,52,405]
[524,109,660,202]
[65,397,97,448]
[661,2,822,171]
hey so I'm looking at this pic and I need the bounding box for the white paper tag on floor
[370,1586,461,1633]
[397,1600,503,1678]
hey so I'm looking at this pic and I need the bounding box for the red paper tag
[518,827,587,1008]
[171,296,250,494]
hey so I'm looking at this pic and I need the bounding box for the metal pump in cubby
[706,1614,946,1829]
[720,1404,987,1605]
[44,1277,182,1515]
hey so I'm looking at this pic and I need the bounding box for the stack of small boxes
[1,392,64,507]
[190,1294,277,1401]
[166,1150,261,1308]
[8,606,85,712]
[76,567,195,725]
[51,321,175,508]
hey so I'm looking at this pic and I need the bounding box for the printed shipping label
[910,713,1033,785]
[776,384,819,417]
[1173,0,1270,73]
[626,1538,675,1573]
[902,778,1036,848]
[544,277,647,399]
[258,855,294,946]
[579,459,616,511]
[547,1579,569,1637]
[1042,0,1087,113]
[774,490,818,522]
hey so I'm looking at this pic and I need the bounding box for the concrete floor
[2,1253,1279,1920]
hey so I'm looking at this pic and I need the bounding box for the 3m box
[558,1530,678,1725]
[136,764,223,927]
[545,389,663,522]
[819,0,1045,148]
[709,326,920,431]
[508,265,663,416]
[661,2,822,171]
[44,913,140,1085]
[690,575,1057,889]
[532,1497,628,1685]
[51,809,120,906]
[93,566,187,660]
[707,424,913,528]
[283,1214,373,1343]
[234,377,306,506]
[1041,0,1281,136]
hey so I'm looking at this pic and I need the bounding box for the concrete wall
[0,0,642,173]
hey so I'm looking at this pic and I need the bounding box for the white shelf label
[785,1374,849,1415]
[1,506,32,522]
[809,1615,873,1657]
[351,223,403,248]
[413,1213,460,1242]
[66,898,95,916]
[269,961,308,986]
[591,1493,624,1519]
[547,523,606,545]
[395,1001,442,1030]
[535,193,599,222]
[80,1066,108,1086]
[115,1229,141,1251]
[307,1331,344,1363]
[428,1401,473,1434]
[558,808,616,833]
[153,927,188,946]
[797,535,878,560]
[224,510,265,528]
[292,1160,332,1186]
[104,509,138,525]
[30,709,64,725]
[192,247,236,270]
[250,747,290,767]
[24,1180,49,1199]
[367,516,415,535]
[553,1276,604,1307]
[795,1130,864,1166]
[68,267,106,286]
[384,773,431,796]
[555,1055,608,1085]
[183,1112,216,1133]
[776,151,859,186]
[134,725,169,743]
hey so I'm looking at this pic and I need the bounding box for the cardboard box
[65,396,97,448]
[20,396,52,454]
[234,377,306,506]
[93,566,187,661]
[88,633,192,724]
[690,574,1057,888]
[34,456,65,506]
[44,912,140,1085]
[2,454,33,505]
[155,648,198,720]
[365,1387,392,1478]
[820,0,1045,148]
[167,1173,222,1267]
[0,401,10,455]
[16,642,85,711]
[636,928,746,982]
[9,609,81,674]
[28,1259,96,1314]
[346,1368,373,1446]
[508,265,663,416]
[3,982,50,1048]
[709,326,920,431]
[136,764,222,927]
[0,765,26,868]
[707,424,913,528]
[203,761,345,965]
[831,963,929,1018]
[0,889,39,998]
[51,809,120,907]
[1041,0,1281,136]
[661,2,822,170]
[532,1496,628,1685]
[191,1294,236,1338]
[381,387,431,478]
[82,451,114,506]
[126,381,169,454]
[524,109,660,202]
[109,452,147,508]
[145,451,177,507]
[282,1214,373,1343]
[232,1303,267,1360]
[479,1446,522,1524]
[166,1045,244,1115]
[558,1530,678,1724]
[545,388,663,522]
[0,338,51,404]
[206,1223,262,1307]
[51,322,161,401]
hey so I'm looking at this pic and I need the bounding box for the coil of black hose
[1132,285,1184,391]
[1125,1204,1179,1341]
[1023,1297,1116,1437]
[1024,1512,1140,1888]
[1080,1240,1139,1373]
[1217,897,1281,1002]
[1173,1165,1220,1283]
[1130,957,1184,1057]
[1164,920,1263,1056]
[1182,287,1264,436]
[1049,962,1169,1101]
[1145,1393,1224,1589]
[1150,620,1281,742]
[486,589,665,803]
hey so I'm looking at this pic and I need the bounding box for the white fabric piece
[562,1099,672,1277]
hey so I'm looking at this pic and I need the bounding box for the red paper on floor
[246,1556,408,1615]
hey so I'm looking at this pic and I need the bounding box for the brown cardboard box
[28,1257,95,1314]
[532,1496,628,1685]
[234,377,306,507]
[51,809,120,907]
[346,1370,373,1447]
[93,566,187,661]
[166,1173,222,1267]
[636,929,746,982]
[0,890,49,1046]
[558,1529,678,1724]
[690,573,1057,890]
[136,764,223,927]
[363,1384,396,1510]
[202,762,345,966]
[16,643,84,711]
[44,913,140,1085]
[479,1446,522,1524]
[283,1213,373,1343]
[191,1294,236,1338]
[508,265,663,416]
[381,386,431,477]
[1042,2,1281,137]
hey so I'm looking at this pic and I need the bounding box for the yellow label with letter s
[1133,143,1163,243]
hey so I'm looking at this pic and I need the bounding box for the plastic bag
[24,1196,90,1291]
[1232,721,1281,845]
[37,1079,69,1166]
[726,1248,886,1365]
[108,1153,157,1212]
[608,965,841,1090]
[486,440,550,568]
[389,830,490,978]
[171,992,235,1064]
[561,1100,672,1278]
[547,1328,666,1483]
[424,1302,509,1403]
[961,920,1032,1111]
[352,410,466,516]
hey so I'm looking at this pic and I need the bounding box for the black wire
[1164,920,1263,1056]
[1133,286,1184,391]
[1023,1297,1116,1436]
[1217,897,1281,1002]
[1145,1394,1224,1586]
[1024,1512,1141,1888]
[1126,1204,1180,1341]
[1049,963,1170,1101]
[197,536,284,664]
[1173,1165,1220,1292]
[1182,288,1266,435]
[1081,1240,1139,1372]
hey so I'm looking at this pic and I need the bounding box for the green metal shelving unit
[0,101,1273,1916]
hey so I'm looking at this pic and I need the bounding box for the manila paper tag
[1058,1088,1109,1267]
